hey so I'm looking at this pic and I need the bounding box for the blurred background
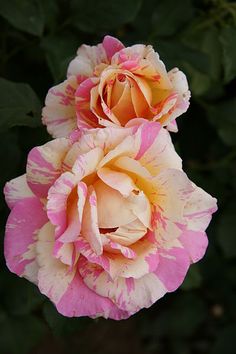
[0,0,236,353]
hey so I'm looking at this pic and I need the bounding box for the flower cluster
[4,36,217,320]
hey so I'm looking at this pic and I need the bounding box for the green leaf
[41,33,79,82]
[206,98,236,146]
[40,0,59,32]
[154,39,211,96]
[0,130,21,186]
[131,0,159,41]
[155,39,209,73]
[217,203,236,259]
[181,264,202,290]
[220,26,236,84]
[185,63,211,96]
[184,27,222,83]
[0,78,41,132]
[152,0,194,37]
[202,28,222,82]
[0,0,44,36]
[176,27,222,96]
[70,0,142,33]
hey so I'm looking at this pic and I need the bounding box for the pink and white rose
[42,36,190,138]
[4,122,216,319]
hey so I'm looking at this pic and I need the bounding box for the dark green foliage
[0,0,235,353]
[0,0,44,36]
[0,78,41,131]
[71,0,142,33]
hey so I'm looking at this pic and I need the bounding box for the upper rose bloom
[42,36,190,138]
[4,122,216,319]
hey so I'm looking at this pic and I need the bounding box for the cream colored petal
[42,76,78,138]
[36,222,75,304]
[71,147,104,179]
[113,156,152,179]
[184,183,217,232]
[152,169,194,222]
[56,243,74,266]
[81,186,103,255]
[98,135,136,168]
[111,80,136,125]
[94,180,137,228]
[168,67,189,94]
[110,77,126,107]
[64,126,133,170]
[146,47,172,89]
[97,167,138,197]
[106,219,147,246]
[130,80,151,117]
[67,43,107,77]
[4,174,34,209]
[134,125,182,176]
[126,191,152,229]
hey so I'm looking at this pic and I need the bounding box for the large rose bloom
[4,122,216,319]
[42,36,190,138]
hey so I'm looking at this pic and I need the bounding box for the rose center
[99,227,118,234]
[117,73,126,82]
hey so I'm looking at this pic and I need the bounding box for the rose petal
[68,43,107,78]
[79,258,164,314]
[57,263,130,320]
[37,222,76,304]
[42,76,78,138]
[72,147,104,179]
[47,172,77,238]
[78,236,159,280]
[134,123,182,175]
[105,219,147,246]
[81,186,103,255]
[184,184,218,231]
[94,180,137,228]
[27,138,71,198]
[179,230,208,263]
[97,167,138,197]
[4,174,34,209]
[80,245,189,313]
[102,35,125,61]
[75,77,99,129]
[5,197,48,283]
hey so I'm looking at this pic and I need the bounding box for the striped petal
[97,167,138,197]
[42,76,78,138]
[79,245,189,313]
[102,35,124,60]
[36,222,76,304]
[4,174,34,209]
[47,172,77,238]
[27,138,71,198]
[81,186,103,255]
[5,197,48,283]
[184,184,218,232]
[57,265,130,320]
[77,235,159,279]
